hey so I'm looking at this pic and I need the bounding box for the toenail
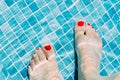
[88,23,90,25]
[44,45,51,50]
[36,48,40,50]
[77,21,84,27]
[31,57,34,60]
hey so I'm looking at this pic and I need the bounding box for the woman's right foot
[75,20,102,80]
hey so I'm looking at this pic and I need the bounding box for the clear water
[0,0,120,80]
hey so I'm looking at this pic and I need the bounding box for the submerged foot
[75,20,102,80]
[28,45,60,80]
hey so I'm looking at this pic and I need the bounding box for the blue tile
[14,61,25,70]
[28,15,37,26]
[103,2,112,10]
[116,22,120,32]
[20,68,28,78]
[31,37,39,46]
[114,3,120,11]
[66,30,73,41]
[82,0,91,5]
[63,57,71,66]
[34,11,44,21]
[3,58,12,68]
[100,69,108,76]
[35,0,46,8]
[4,0,14,6]
[113,47,120,56]
[21,21,30,31]
[106,21,114,29]
[56,15,66,25]
[3,9,13,20]
[19,33,29,44]
[22,7,33,18]
[48,1,57,10]
[55,0,63,5]
[0,1,8,11]
[44,27,52,35]
[41,6,50,16]
[29,2,39,12]
[33,24,42,33]
[64,44,73,52]
[8,18,18,28]
[87,4,95,12]
[69,6,78,16]
[11,39,21,49]
[115,35,120,44]
[102,38,107,47]
[25,0,33,4]
[108,7,116,18]
[17,0,27,9]
[54,41,62,51]
[41,21,48,27]
[112,60,119,68]
[63,11,72,20]
[0,15,5,26]
[0,50,7,61]
[109,40,117,49]
[7,66,17,76]
[96,18,104,27]
[9,54,19,62]
[17,49,26,57]
[62,24,70,33]
[10,4,20,15]
[102,13,109,22]
[0,29,3,37]
[112,14,119,25]
[55,29,63,38]
[14,12,25,23]
[65,0,73,7]
[12,73,23,80]
[80,9,89,17]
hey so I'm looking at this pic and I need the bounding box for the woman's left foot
[28,45,60,80]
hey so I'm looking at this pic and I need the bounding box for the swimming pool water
[0,0,120,80]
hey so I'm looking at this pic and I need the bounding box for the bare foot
[28,44,60,80]
[75,20,102,80]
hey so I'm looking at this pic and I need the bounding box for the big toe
[42,44,56,61]
[75,20,86,42]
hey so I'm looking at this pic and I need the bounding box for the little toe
[28,66,32,74]
[33,52,39,64]
[30,57,35,70]
[36,48,46,61]
[43,44,56,61]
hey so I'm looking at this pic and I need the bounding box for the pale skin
[28,20,120,80]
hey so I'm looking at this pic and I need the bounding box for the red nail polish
[77,21,84,27]
[88,23,90,25]
[44,45,51,50]
[31,57,34,60]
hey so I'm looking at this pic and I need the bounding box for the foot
[28,45,60,80]
[75,20,102,80]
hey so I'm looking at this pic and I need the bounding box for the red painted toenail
[77,21,84,27]
[31,57,34,60]
[88,23,90,25]
[44,45,51,50]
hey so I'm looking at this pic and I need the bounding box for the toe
[75,20,86,42]
[36,48,46,61]
[33,52,39,64]
[30,57,35,70]
[43,44,56,61]
[28,66,32,74]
